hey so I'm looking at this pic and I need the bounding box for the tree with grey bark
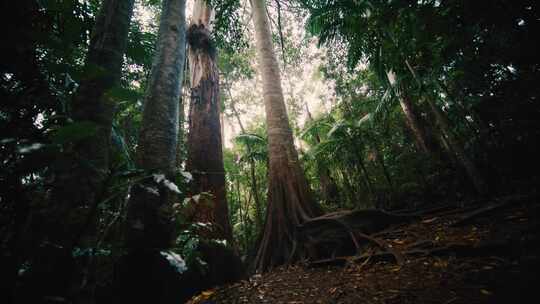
[125,0,187,251]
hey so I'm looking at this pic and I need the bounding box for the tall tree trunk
[426,97,489,196]
[248,159,264,229]
[399,94,433,154]
[185,0,232,242]
[235,177,247,251]
[250,0,321,272]
[22,1,135,302]
[353,146,375,205]
[403,61,488,196]
[176,89,186,168]
[373,144,393,189]
[125,0,187,250]
[386,71,438,155]
[48,0,135,249]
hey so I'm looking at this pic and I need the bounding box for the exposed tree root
[451,193,536,227]
[354,231,405,265]
[308,240,515,268]
[295,209,415,263]
[294,194,539,270]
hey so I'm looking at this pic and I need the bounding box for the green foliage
[2,1,540,298]
[50,121,99,145]
[210,0,250,53]
[222,122,269,255]
[292,0,540,209]
[234,133,268,163]
[218,48,255,81]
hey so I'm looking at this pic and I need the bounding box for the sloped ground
[189,194,540,304]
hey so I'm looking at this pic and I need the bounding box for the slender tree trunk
[235,178,248,251]
[185,0,232,242]
[304,104,340,204]
[245,187,254,240]
[251,0,321,272]
[340,168,356,208]
[373,145,393,189]
[439,133,458,164]
[403,62,488,195]
[387,71,438,155]
[399,94,439,155]
[438,80,482,136]
[353,146,375,204]
[125,0,187,250]
[228,90,265,230]
[426,97,488,196]
[248,161,264,229]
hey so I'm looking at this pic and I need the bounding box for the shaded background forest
[1,0,539,303]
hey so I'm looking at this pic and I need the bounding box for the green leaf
[51,121,100,145]
[106,86,141,103]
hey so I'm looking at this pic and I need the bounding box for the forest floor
[188,193,540,304]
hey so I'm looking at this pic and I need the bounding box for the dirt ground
[188,195,540,304]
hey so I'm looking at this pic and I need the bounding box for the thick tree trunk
[125,0,187,250]
[48,0,135,249]
[251,0,321,272]
[22,1,135,302]
[176,91,186,168]
[185,0,232,242]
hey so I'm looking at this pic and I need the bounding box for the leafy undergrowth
[189,194,540,304]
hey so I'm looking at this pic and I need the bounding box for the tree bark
[47,0,135,249]
[185,0,233,242]
[399,94,435,154]
[24,1,135,302]
[387,71,438,155]
[250,0,321,272]
[176,89,186,168]
[125,0,187,250]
